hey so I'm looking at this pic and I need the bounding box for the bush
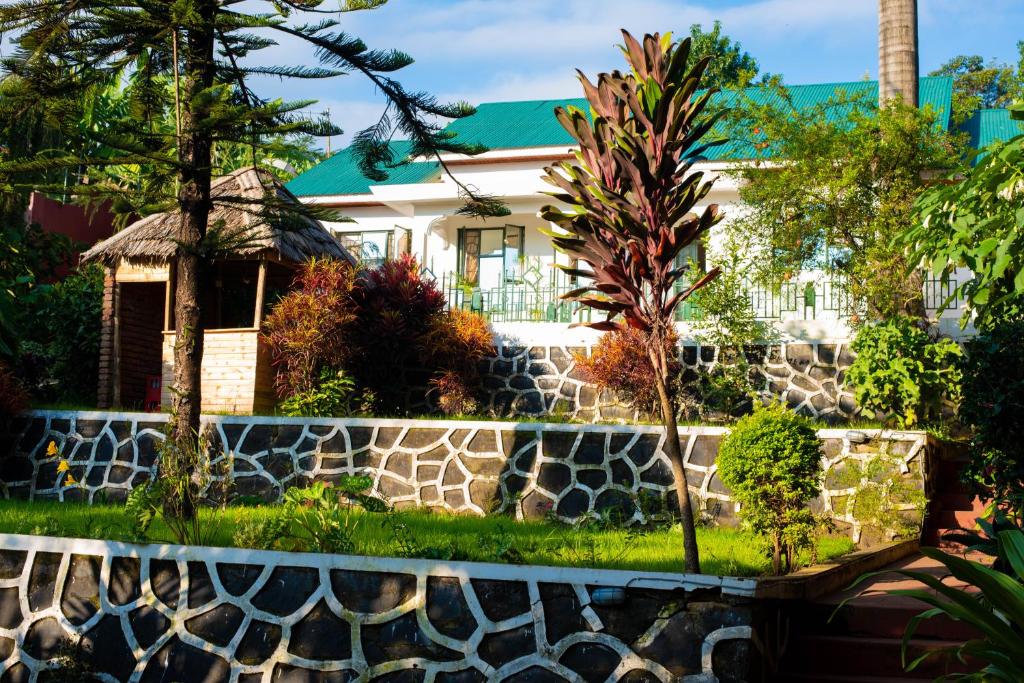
[262,259,356,397]
[846,316,962,427]
[960,321,1024,516]
[574,328,679,415]
[264,255,493,416]
[0,361,28,425]
[716,402,824,574]
[17,264,104,404]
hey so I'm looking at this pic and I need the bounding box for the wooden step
[782,634,973,679]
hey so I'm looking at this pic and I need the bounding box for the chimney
[878,0,919,107]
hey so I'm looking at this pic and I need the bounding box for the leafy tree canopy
[929,45,1024,123]
[723,86,967,322]
[687,20,760,90]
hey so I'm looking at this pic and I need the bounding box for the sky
[3,0,1023,150]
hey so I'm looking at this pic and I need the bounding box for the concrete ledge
[753,538,921,601]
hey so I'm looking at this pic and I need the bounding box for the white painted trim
[0,532,759,596]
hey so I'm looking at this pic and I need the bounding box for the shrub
[574,328,679,415]
[0,361,28,425]
[262,259,356,397]
[846,316,962,427]
[959,321,1024,516]
[421,308,494,415]
[717,402,824,574]
[278,368,373,418]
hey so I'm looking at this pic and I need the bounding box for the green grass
[0,500,854,576]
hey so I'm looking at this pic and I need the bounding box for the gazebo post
[253,260,268,327]
[96,267,119,409]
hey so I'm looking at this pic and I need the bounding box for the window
[458,225,524,288]
[336,228,414,268]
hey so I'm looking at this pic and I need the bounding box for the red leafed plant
[422,308,495,415]
[262,258,356,397]
[540,30,726,573]
[0,360,28,426]
[574,328,680,416]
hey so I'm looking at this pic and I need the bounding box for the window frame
[457,225,525,286]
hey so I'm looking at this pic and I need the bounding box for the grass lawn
[0,500,854,576]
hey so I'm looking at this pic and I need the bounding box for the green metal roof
[960,108,1024,162]
[287,76,954,197]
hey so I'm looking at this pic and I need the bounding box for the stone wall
[479,341,858,422]
[0,533,759,682]
[2,411,928,545]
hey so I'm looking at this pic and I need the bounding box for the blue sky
[249,0,1023,149]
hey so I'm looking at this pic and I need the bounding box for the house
[286,76,1015,343]
[82,168,352,414]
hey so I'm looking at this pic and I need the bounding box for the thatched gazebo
[82,167,352,414]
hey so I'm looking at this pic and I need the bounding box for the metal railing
[923,275,963,311]
[434,266,857,324]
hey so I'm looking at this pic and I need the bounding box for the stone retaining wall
[2,412,928,545]
[479,342,858,422]
[0,533,759,682]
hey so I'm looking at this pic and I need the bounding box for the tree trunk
[878,0,918,107]
[164,4,217,520]
[651,343,701,574]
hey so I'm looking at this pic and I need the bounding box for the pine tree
[0,0,499,519]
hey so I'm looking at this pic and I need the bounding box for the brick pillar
[96,269,117,408]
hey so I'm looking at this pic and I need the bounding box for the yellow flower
[64,474,77,486]
[46,441,58,457]
[56,460,70,473]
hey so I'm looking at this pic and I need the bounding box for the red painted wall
[26,192,117,277]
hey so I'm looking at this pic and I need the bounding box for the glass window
[359,231,391,267]
[459,225,525,287]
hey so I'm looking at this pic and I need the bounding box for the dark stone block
[400,429,448,450]
[560,642,621,682]
[618,671,659,683]
[713,638,752,682]
[37,461,60,490]
[514,391,545,415]
[435,671,486,683]
[459,454,504,477]
[627,435,660,468]
[595,490,635,519]
[817,343,837,365]
[385,451,413,479]
[222,424,247,451]
[130,471,151,488]
[0,550,26,579]
[0,663,29,683]
[469,479,500,508]
[28,552,62,611]
[234,474,279,501]
[288,600,352,660]
[590,589,674,644]
[688,435,721,468]
[492,390,516,415]
[0,588,21,629]
[185,603,245,647]
[217,563,264,597]
[573,433,605,465]
[520,491,555,518]
[510,374,538,391]
[370,673,425,683]
[557,489,590,518]
[236,619,282,665]
[610,459,634,487]
[186,561,216,608]
[362,610,462,666]
[130,604,170,649]
[140,635,230,683]
[252,566,319,617]
[477,623,536,668]
[537,462,572,495]
[108,465,134,484]
[577,469,607,491]
[442,463,465,487]
[76,419,105,439]
[136,433,162,468]
[80,614,136,681]
[513,444,537,472]
[639,460,673,487]
[540,583,587,645]
[0,636,13,660]
[94,434,115,463]
[445,489,466,508]
[262,452,295,480]
[17,419,46,453]
[108,556,140,606]
[426,577,477,640]
[23,616,67,659]
[707,472,730,496]
[466,430,497,454]
[319,431,348,456]
[271,665,358,683]
[348,427,373,451]
[379,476,415,500]
[331,569,415,614]
[150,559,179,609]
[114,441,135,463]
[85,465,106,487]
[295,436,319,455]
[0,457,32,482]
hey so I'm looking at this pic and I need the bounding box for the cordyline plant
[541,31,726,573]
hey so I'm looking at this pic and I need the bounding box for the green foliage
[846,317,962,427]
[17,264,104,404]
[906,121,1024,330]
[855,527,1024,681]
[929,48,1024,123]
[687,21,760,91]
[279,368,373,418]
[959,321,1024,516]
[716,402,824,574]
[831,455,927,541]
[727,88,965,321]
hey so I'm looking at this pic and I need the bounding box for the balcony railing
[434,266,858,324]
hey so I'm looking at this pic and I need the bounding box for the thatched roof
[82,167,352,267]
